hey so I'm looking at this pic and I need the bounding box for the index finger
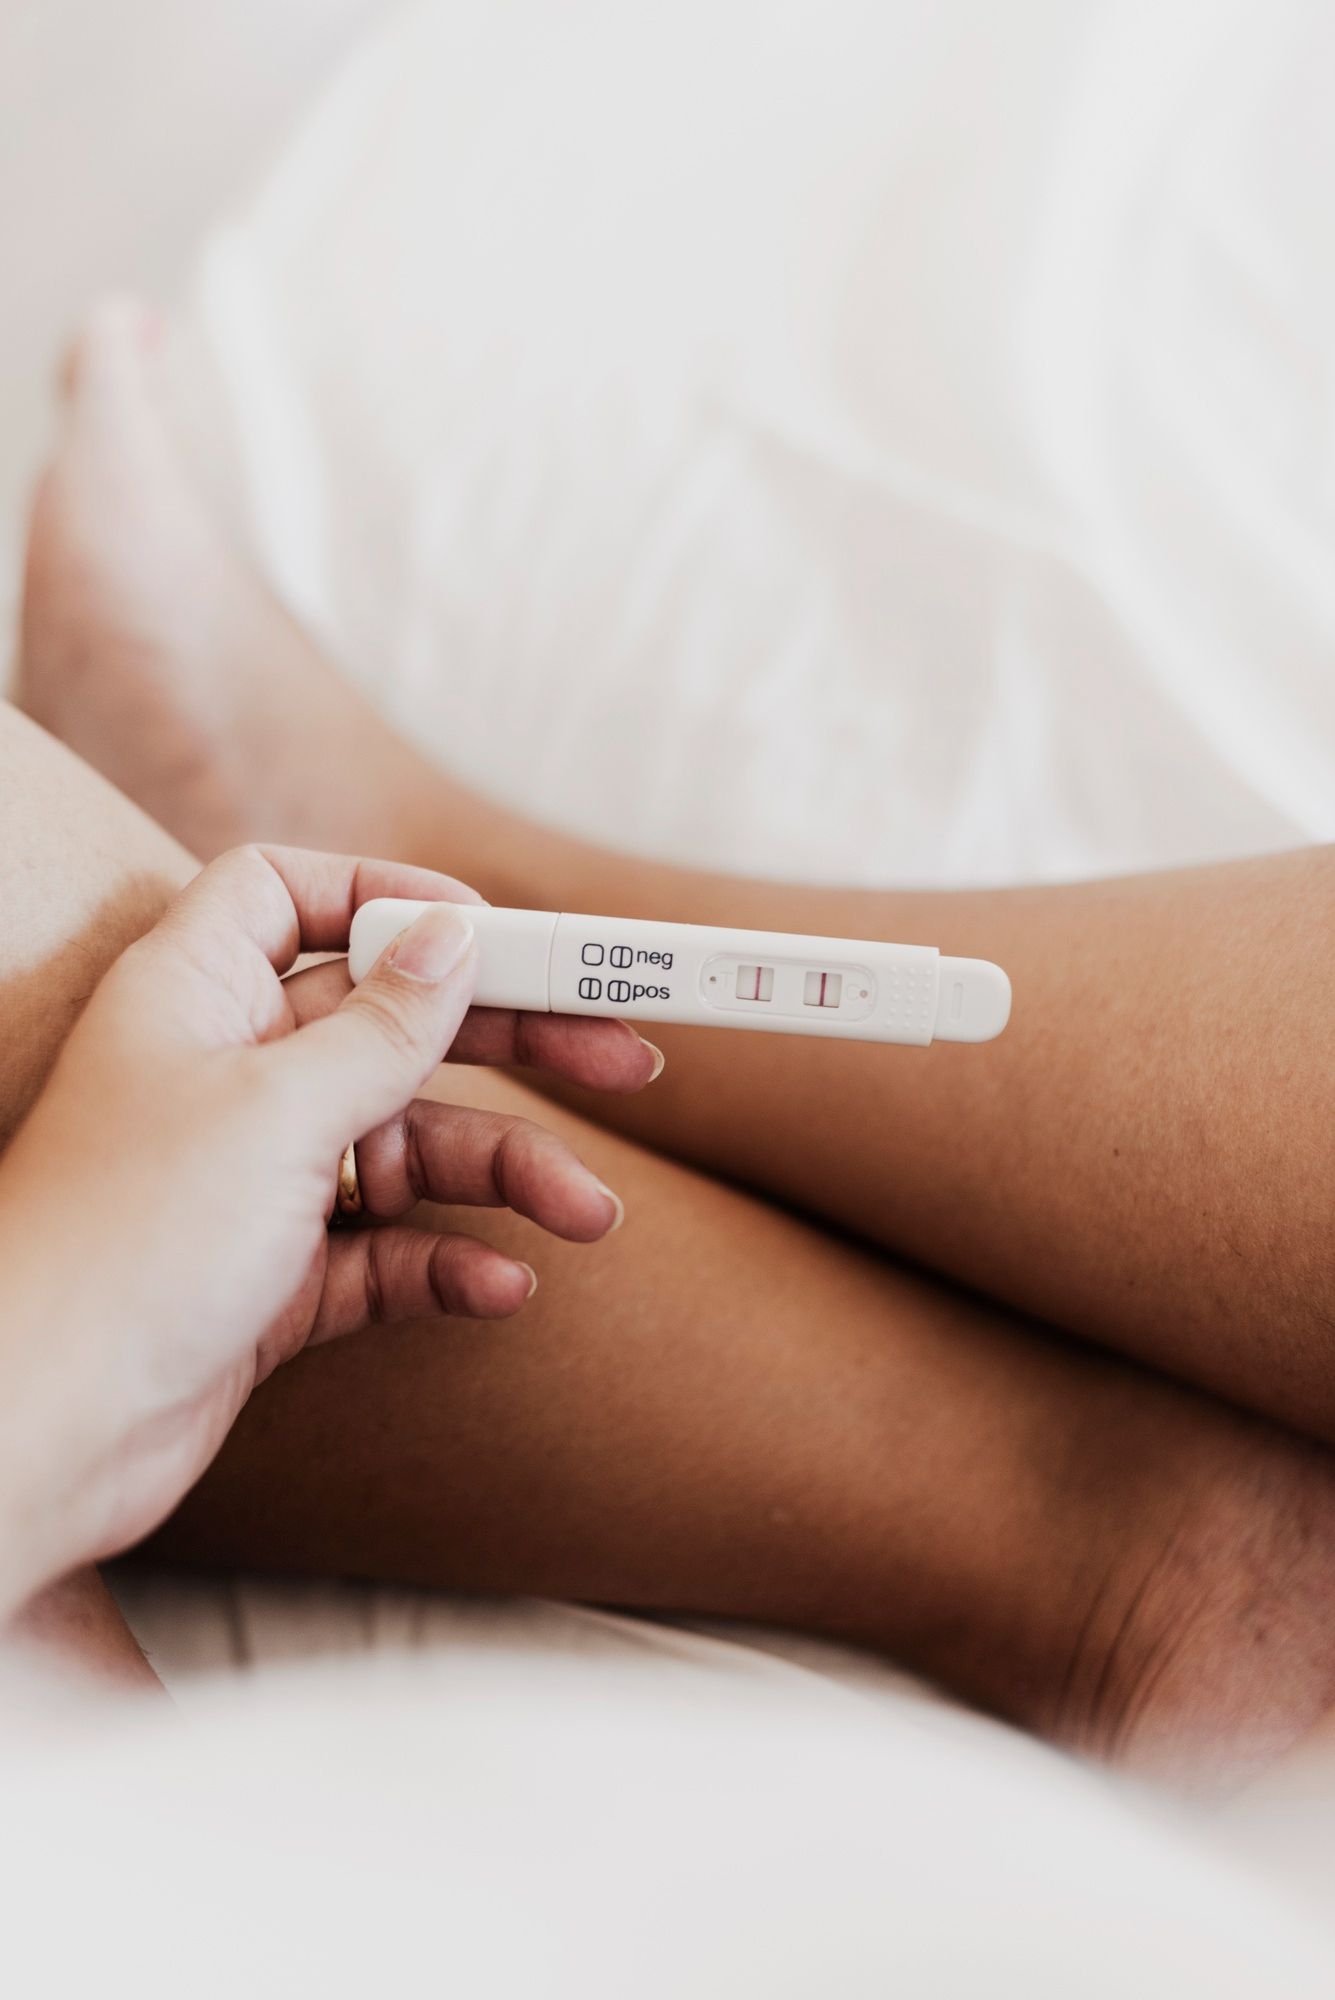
[282,956,662,1092]
[159,844,485,977]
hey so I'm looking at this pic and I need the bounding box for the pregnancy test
[348,901,1009,1046]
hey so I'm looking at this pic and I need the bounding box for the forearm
[0,1254,107,1620]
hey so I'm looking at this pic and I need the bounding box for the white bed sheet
[167,0,1335,891]
[6,1623,1335,1997]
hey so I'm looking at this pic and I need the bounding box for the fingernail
[640,1039,666,1081]
[517,1261,539,1300]
[594,1181,625,1233]
[388,904,474,982]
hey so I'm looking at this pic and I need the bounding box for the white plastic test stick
[348,901,1010,1047]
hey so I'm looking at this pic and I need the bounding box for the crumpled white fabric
[4,1634,1335,1998]
[169,0,1335,889]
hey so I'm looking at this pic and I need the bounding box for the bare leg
[16,300,433,866]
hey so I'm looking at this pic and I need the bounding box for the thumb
[285,902,477,1145]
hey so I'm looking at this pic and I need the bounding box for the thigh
[0,703,193,1142]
